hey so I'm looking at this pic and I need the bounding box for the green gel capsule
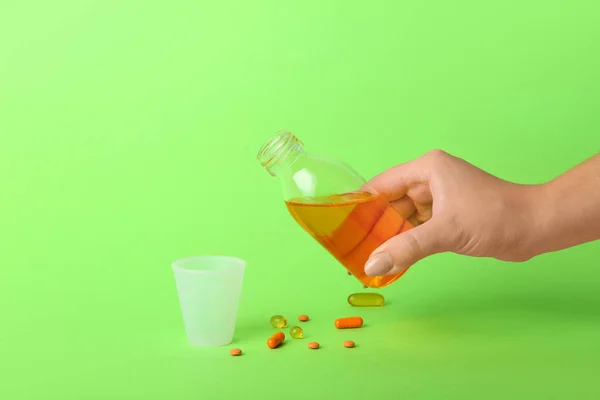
[290,326,303,339]
[347,293,385,307]
[270,315,288,328]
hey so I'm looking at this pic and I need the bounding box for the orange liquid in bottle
[285,191,413,288]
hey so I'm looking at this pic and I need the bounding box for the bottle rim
[257,130,304,175]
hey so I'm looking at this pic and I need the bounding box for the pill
[308,342,320,349]
[267,332,285,349]
[334,317,363,329]
[290,326,303,339]
[298,314,309,322]
[343,340,355,348]
[270,315,287,328]
[229,348,242,356]
[347,293,385,307]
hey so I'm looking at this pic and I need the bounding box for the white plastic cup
[172,256,246,347]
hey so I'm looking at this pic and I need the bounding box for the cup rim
[171,255,247,275]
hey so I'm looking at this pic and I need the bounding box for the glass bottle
[257,130,413,288]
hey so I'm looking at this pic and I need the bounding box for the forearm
[529,153,600,256]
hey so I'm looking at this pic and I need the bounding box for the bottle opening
[257,130,304,176]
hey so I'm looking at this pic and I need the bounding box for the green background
[1,1,599,399]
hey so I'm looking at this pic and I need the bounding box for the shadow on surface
[231,322,271,344]
[398,289,600,325]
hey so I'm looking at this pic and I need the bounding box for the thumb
[364,219,449,276]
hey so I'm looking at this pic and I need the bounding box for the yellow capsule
[270,315,287,328]
[347,293,384,307]
[290,326,303,339]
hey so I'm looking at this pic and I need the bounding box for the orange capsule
[266,331,285,349]
[343,340,355,348]
[298,314,309,322]
[308,342,320,349]
[334,317,363,329]
[229,348,242,356]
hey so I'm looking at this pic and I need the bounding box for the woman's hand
[364,149,591,276]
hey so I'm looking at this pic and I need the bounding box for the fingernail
[364,253,393,276]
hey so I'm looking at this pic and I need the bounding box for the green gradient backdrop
[1,1,599,399]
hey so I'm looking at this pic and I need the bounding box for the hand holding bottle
[364,150,600,277]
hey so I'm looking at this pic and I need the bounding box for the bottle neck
[257,131,304,176]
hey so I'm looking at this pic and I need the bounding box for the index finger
[367,158,430,201]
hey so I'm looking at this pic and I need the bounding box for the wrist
[499,182,551,261]
[517,182,555,259]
